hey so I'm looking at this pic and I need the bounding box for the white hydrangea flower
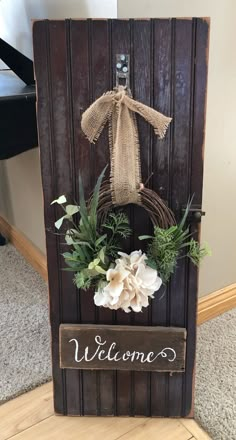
[94,250,162,313]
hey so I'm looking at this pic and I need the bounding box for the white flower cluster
[94,250,162,313]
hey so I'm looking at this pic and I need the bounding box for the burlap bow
[81,86,172,206]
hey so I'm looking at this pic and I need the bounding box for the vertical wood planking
[190,19,209,206]
[91,20,115,416]
[168,19,193,417]
[183,18,209,416]
[70,19,91,415]
[70,19,97,415]
[64,19,82,415]
[181,18,197,417]
[111,19,132,416]
[132,19,152,416]
[151,18,172,417]
[33,20,65,415]
[47,21,79,416]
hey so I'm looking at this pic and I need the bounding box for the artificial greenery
[139,200,211,283]
[51,167,131,290]
[52,168,210,291]
[187,238,211,266]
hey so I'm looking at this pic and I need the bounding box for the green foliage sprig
[139,200,211,283]
[51,167,131,290]
[187,239,211,266]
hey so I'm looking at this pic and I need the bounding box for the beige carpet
[195,308,236,440]
[0,244,235,439]
[0,244,51,404]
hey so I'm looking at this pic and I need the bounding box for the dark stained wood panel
[184,18,210,417]
[33,18,209,417]
[33,19,66,416]
[151,18,172,417]
[168,18,193,417]
[111,20,133,417]
[132,19,152,416]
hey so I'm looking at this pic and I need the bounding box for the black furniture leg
[0,233,6,246]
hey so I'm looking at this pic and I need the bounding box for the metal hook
[116,54,130,89]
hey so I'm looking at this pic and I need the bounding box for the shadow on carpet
[0,244,51,404]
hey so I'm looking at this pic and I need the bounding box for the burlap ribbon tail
[81,86,172,206]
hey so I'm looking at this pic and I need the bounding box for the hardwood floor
[0,382,211,440]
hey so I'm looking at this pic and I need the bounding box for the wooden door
[33,18,209,417]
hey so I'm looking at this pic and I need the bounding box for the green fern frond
[89,165,107,232]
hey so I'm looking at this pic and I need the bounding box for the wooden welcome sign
[60,324,186,372]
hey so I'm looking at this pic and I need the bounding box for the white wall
[118,0,236,296]
[0,0,117,65]
[0,149,46,252]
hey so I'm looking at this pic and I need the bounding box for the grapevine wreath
[52,86,210,313]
